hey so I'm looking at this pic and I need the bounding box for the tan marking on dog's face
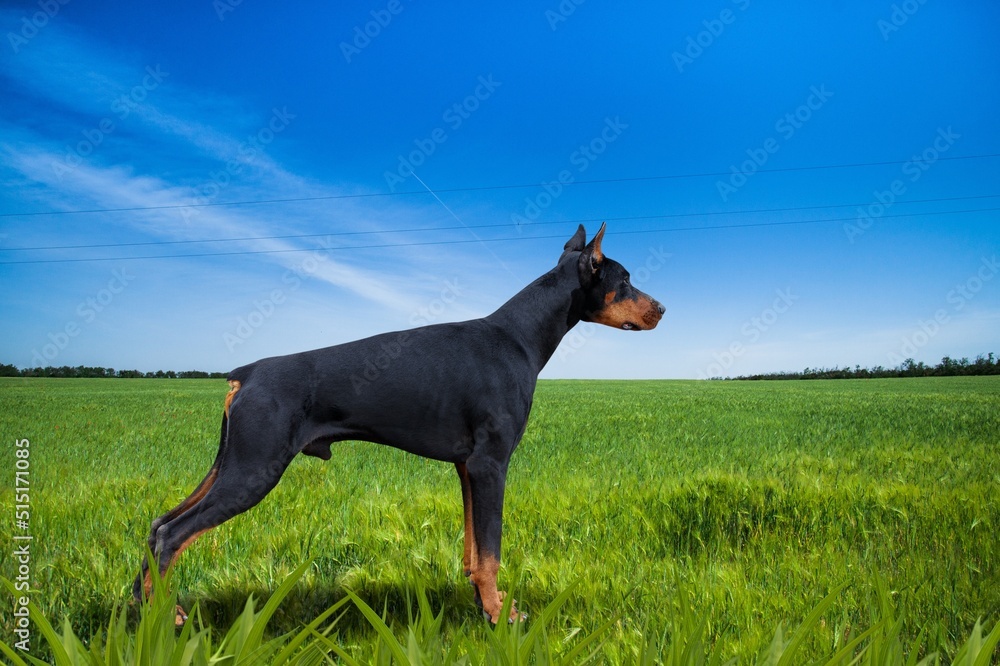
[591,296,663,331]
[604,291,616,305]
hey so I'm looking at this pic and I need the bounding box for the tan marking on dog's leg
[471,555,522,623]
[223,379,241,417]
[140,572,188,626]
[164,527,210,625]
[170,528,210,569]
[456,463,477,576]
[187,467,217,508]
[141,463,221,602]
[144,525,212,599]
[146,465,220,555]
[163,467,218,527]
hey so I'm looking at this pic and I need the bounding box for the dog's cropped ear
[577,221,607,285]
[562,224,587,254]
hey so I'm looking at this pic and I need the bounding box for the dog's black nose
[656,303,666,315]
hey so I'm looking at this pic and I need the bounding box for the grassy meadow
[1,376,998,663]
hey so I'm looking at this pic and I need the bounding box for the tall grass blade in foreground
[3,567,1000,664]
[0,555,345,665]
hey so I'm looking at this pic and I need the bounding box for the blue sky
[1,1,998,379]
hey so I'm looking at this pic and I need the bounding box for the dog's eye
[624,275,631,285]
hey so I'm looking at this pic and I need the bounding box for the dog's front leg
[455,462,477,579]
[465,455,522,623]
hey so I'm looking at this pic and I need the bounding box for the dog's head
[562,223,664,331]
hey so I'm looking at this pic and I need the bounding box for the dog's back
[226,316,535,463]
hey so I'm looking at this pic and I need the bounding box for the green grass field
[1,376,998,663]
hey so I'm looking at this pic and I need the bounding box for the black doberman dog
[135,222,664,623]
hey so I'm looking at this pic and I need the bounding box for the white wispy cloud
[0,18,477,315]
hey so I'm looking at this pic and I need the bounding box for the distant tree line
[0,364,227,379]
[729,354,1000,381]
[2,354,999,381]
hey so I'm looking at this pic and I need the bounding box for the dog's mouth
[591,298,663,331]
[624,308,662,331]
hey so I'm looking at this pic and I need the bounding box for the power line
[2,152,999,219]
[2,206,997,266]
[5,193,999,252]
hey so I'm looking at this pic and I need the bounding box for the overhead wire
[3,193,999,253]
[1,152,999,219]
[2,205,997,265]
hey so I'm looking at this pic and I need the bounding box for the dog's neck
[486,254,584,374]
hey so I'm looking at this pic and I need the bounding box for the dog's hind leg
[143,427,296,622]
[135,382,296,623]
[134,387,238,603]
[142,417,228,553]
[134,461,220,601]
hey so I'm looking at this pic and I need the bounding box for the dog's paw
[484,591,526,624]
[483,608,528,623]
